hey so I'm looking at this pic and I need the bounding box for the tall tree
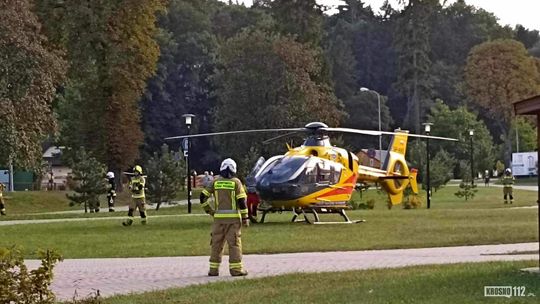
[36,0,165,173]
[393,0,438,133]
[213,30,344,165]
[268,0,324,46]
[0,0,65,170]
[105,0,165,173]
[465,39,540,165]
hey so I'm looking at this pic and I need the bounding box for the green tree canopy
[0,0,65,170]
[213,30,344,163]
[426,100,495,177]
[36,0,165,172]
[465,39,540,165]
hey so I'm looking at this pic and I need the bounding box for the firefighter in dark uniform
[123,165,147,226]
[0,182,6,215]
[106,171,117,212]
[502,168,514,204]
[200,158,249,277]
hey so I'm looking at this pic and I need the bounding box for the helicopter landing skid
[260,207,364,224]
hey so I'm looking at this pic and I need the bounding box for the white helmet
[106,171,115,179]
[505,168,512,174]
[220,158,237,174]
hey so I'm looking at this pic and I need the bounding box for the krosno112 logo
[484,286,534,298]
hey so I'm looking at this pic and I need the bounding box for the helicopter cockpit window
[265,156,308,183]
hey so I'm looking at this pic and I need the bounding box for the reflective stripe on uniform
[210,262,220,269]
[201,201,210,208]
[229,262,243,269]
[214,180,235,190]
[214,209,241,219]
[236,193,247,199]
[202,189,211,196]
[231,191,236,210]
[239,208,248,215]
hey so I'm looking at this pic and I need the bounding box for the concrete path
[0,213,207,226]
[24,242,538,301]
[29,200,188,215]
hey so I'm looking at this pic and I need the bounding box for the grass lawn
[0,189,201,219]
[99,261,539,304]
[1,186,537,259]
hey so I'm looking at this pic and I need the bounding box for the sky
[222,0,540,31]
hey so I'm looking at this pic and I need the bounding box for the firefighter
[106,171,116,212]
[502,168,514,204]
[123,165,147,226]
[200,158,249,277]
[0,182,6,216]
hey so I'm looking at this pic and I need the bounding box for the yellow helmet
[133,165,143,175]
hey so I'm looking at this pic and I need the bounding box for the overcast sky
[223,0,540,31]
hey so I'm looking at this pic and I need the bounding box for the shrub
[403,194,422,209]
[0,247,62,304]
[454,179,478,201]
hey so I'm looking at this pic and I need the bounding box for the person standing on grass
[200,158,249,277]
[502,168,515,204]
[106,171,117,212]
[0,182,6,215]
[484,170,490,187]
[123,165,147,226]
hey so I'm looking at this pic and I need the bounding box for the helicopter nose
[256,178,302,200]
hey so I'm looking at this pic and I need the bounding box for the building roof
[513,94,540,115]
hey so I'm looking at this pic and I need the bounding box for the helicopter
[166,122,456,224]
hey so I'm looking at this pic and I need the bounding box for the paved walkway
[30,200,188,215]
[0,213,207,226]
[24,242,538,301]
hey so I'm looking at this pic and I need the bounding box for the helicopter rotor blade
[165,128,304,140]
[262,131,301,145]
[321,127,458,141]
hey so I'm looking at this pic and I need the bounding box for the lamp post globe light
[469,129,474,186]
[423,123,433,209]
[360,87,382,168]
[182,114,196,213]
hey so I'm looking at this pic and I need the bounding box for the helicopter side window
[316,162,332,184]
[305,163,318,184]
[315,162,342,184]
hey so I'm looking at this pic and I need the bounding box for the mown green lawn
[1,203,537,259]
[98,261,539,304]
[352,185,538,210]
[1,189,201,218]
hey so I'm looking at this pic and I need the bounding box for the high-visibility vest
[202,177,247,219]
[502,176,514,188]
[130,176,146,198]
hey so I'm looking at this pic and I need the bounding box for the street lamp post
[469,129,475,186]
[182,114,195,214]
[360,87,382,167]
[423,123,433,209]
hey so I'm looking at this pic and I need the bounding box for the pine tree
[145,144,185,210]
[66,149,108,213]
[393,0,438,133]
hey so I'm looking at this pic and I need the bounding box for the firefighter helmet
[133,165,143,175]
[220,158,237,174]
